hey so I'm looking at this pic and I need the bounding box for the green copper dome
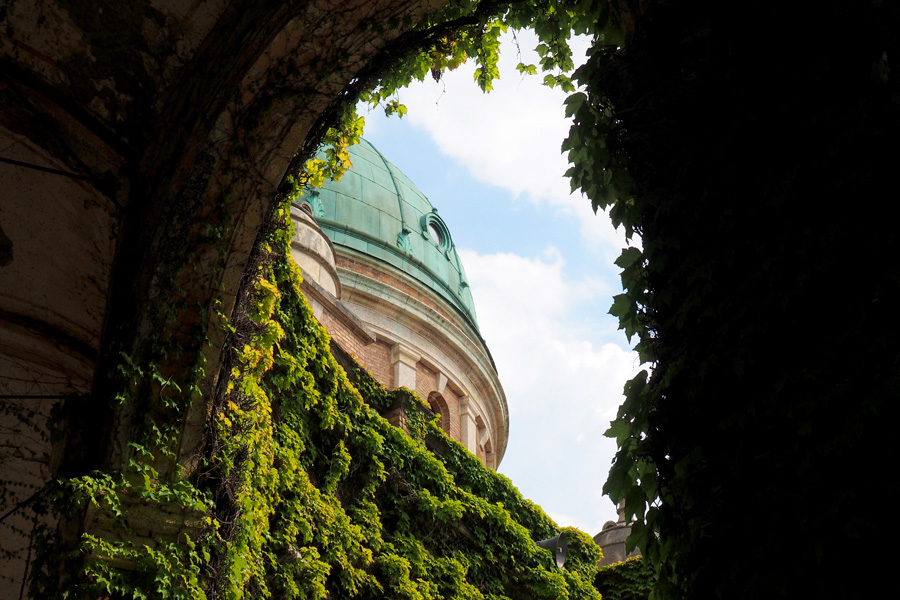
[303,139,479,330]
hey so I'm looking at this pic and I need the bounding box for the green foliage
[278,2,898,600]
[574,1,900,598]
[30,350,214,599]
[594,557,655,600]
[36,457,212,599]
[46,1,900,598]
[207,1,636,598]
[204,200,602,600]
[73,534,209,600]
[293,111,365,193]
[34,199,601,600]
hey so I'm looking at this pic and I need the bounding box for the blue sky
[359,31,641,533]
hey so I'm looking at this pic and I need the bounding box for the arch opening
[428,391,451,434]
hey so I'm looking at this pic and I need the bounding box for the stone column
[459,396,479,455]
[391,343,420,390]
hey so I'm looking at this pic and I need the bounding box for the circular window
[422,213,451,251]
[428,222,444,246]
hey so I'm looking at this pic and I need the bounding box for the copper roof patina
[305,139,480,332]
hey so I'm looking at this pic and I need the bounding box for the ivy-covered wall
[594,557,655,600]
[33,200,603,600]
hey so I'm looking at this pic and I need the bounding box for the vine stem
[18,509,38,600]
[0,488,43,524]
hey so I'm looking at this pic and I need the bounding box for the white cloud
[459,247,638,531]
[384,31,631,259]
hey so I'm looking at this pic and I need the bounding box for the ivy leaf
[615,247,643,269]
[609,294,631,319]
[563,92,587,118]
[605,419,631,445]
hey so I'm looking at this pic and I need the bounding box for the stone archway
[0,1,450,595]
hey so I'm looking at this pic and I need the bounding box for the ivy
[14,0,892,597]
[27,192,604,599]
[201,200,603,600]
[594,557,655,600]
[578,1,900,598]
[289,0,626,208]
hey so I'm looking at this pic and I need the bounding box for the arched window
[428,392,451,434]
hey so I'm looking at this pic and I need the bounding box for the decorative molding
[337,259,508,464]
[307,190,325,217]
[396,229,413,254]
[390,342,421,368]
[391,342,420,390]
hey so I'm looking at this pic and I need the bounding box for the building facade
[289,140,508,469]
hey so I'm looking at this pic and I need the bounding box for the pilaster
[391,342,420,390]
[459,395,479,455]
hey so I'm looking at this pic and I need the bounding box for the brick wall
[322,308,394,389]
[415,364,437,401]
[320,311,366,358]
[443,388,461,442]
[321,256,497,464]
[361,341,393,388]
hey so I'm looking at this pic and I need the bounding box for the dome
[305,139,479,331]
[291,139,507,469]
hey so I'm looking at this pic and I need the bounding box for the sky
[360,31,641,534]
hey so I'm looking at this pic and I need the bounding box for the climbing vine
[593,557,655,600]
[581,1,900,598]
[201,200,603,599]
[11,0,895,598]
[292,2,900,599]
[290,0,624,201]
